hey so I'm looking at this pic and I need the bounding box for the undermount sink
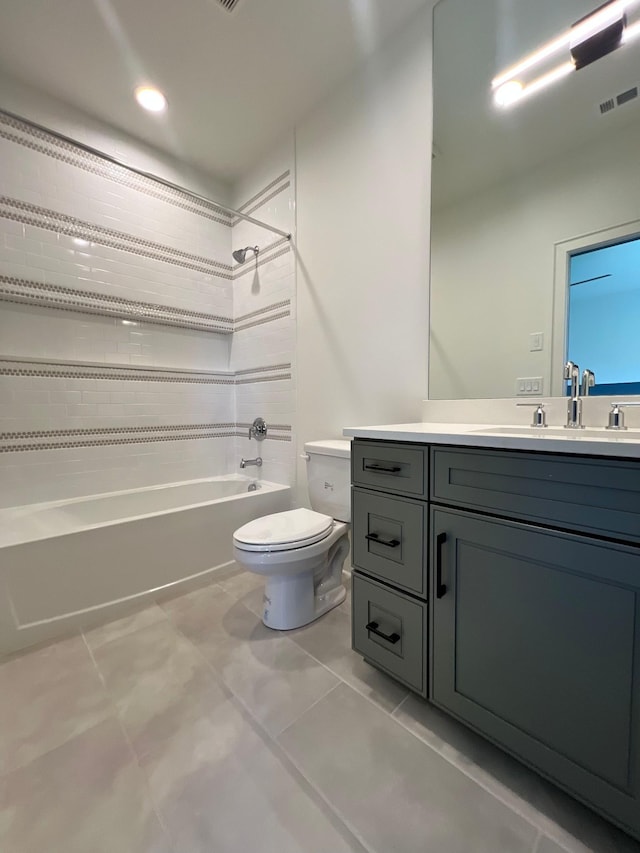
[472,426,640,440]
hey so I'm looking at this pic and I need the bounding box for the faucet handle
[516,402,546,428]
[564,360,578,380]
[606,401,640,430]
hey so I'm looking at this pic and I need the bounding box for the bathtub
[0,475,290,655]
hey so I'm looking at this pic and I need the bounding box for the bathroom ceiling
[0,0,431,183]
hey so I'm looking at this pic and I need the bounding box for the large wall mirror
[429,0,640,400]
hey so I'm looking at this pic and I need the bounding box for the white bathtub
[0,475,290,655]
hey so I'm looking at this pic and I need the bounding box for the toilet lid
[233,508,333,552]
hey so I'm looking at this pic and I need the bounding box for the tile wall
[231,142,296,488]
[0,109,295,507]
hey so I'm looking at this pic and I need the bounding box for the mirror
[429,0,640,399]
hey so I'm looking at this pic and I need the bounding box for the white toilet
[232,439,351,630]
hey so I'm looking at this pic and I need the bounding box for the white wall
[294,3,433,506]
[429,120,640,400]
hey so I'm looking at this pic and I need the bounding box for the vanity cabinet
[350,438,640,840]
[351,441,429,695]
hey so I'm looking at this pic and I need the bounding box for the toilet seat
[233,507,334,553]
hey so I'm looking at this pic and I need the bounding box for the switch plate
[530,332,544,352]
[516,376,544,396]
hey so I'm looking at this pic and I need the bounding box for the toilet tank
[304,439,352,522]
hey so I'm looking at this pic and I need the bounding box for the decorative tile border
[0,275,293,334]
[0,196,234,279]
[0,274,234,333]
[0,357,291,386]
[0,110,234,227]
[0,275,291,335]
[0,421,292,453]
[232,239,292,281]
[233,171,291,223]
[0,110,292,238]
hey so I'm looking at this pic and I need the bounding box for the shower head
[232,245,259,264]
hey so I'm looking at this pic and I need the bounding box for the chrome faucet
[580,369,595,397]
[564,361,583,429]
[240,456,262,468]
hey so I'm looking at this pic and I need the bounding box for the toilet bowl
[233,439,351,630]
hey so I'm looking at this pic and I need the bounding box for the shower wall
[0,79,296,507]
[231,137,296,487]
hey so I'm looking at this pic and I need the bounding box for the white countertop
[343,422,640,459]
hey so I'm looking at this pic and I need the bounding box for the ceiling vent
[216,0,241,11]
[599,85,638,115]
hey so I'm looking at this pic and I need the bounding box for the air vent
[216,0,241,11]
[617,86,638,106]
[598,85,639,115]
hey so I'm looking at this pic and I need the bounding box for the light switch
[530,332,544,352]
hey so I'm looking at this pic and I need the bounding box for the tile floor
[1,568,639,853]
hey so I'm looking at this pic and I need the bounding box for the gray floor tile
[0,634,111,774]
[0,717,172,853]
[160,579,237,639]
[217,569,265,603]
[173,590,341,736]
[140,693,366,853]
[290,603,409,713]
[84,603,168,651]
[278,682,539,853]
[92,619,226,759]
[395,694,640,853]
[536,836,583,853]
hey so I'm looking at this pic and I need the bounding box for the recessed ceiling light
[134,86,167,113]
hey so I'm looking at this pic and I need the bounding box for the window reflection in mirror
[568,234,640,395]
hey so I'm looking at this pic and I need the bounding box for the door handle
[436,532,447,599]
[366,621,400,644]
[365,532,400,548]
[364,464,401,474]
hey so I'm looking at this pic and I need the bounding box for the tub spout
[240,457,262,468]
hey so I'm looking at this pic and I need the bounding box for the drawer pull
[436,532,447,599]
[366,621,401,644]
[366,532,400,548]
[364,464,402,474]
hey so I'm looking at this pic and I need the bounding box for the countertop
[342,422,640,459]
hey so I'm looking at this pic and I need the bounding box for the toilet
[232,439,351,630]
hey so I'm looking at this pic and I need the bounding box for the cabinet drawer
[352,440,428,498]
[352,488,427,596]
[352,573,427,696]
[431,446,640,543]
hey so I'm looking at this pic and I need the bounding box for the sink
[472,426,640,441]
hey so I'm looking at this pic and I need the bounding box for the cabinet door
[431,507,640,839]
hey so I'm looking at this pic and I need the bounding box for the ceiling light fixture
[492,0,639,108]
[134,86,167,113]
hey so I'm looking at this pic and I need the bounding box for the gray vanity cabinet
[351,440,429,695]
[350,437,640,840]
[430,507,640,834]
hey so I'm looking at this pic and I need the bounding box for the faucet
[240,456,262,468]
[581,369,595,397]
[564,361,583,429]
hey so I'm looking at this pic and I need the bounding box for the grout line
[532,830,543,853]
[390,692,411,717]
[387,701,557,841]
[284,612,561,844]
[80,632,176,850]
[272,680,343,740]
[160,593,371,852]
